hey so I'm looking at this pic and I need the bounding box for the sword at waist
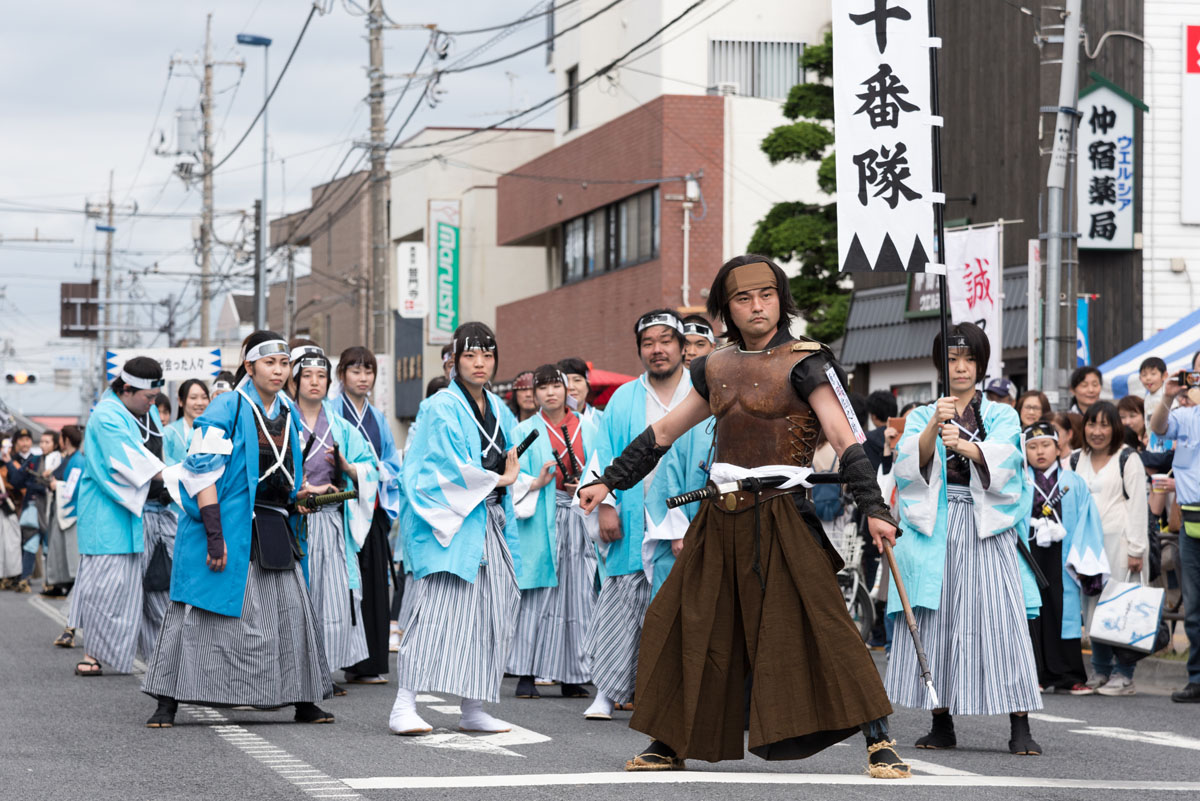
[666,472,840,509]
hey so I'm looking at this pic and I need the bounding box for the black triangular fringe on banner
[875,234,905,272]
[841,233,872,273]
[906,237,930,273]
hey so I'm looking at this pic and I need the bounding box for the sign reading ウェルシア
[833,0,940,272]
[1076,77,1145,250]
[428,199,460,345]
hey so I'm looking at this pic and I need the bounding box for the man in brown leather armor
[579,255,909,779]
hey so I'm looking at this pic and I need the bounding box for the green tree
[747,33,848,344]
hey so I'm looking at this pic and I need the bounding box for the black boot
[560,682,590,698]
[1172,682,1200,703]
[515,675,540,698]
[146,696,178,728]
[915,710,956,749]
[1008,713,1042,755]
[294,702,335,723]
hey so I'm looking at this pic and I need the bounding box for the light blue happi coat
[55,451,85,528]
[340,397,403,522]
[297,401,380,591]
[596,373,691,579]
[890,397,1042,619]
[167,383,304,617]
[401,381,522,584]
[644,416,715,596]
[163,418,193,466]
[77,390,167,555]
[511,411,605,591]
[1026,465,1110,639]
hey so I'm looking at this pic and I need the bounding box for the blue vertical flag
[1076,297,1091,366]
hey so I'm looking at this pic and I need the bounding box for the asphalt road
[3,587,1197,801]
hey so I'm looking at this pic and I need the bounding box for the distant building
[213,292,256,357]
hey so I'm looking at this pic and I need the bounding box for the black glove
[593,427,670,492]
[839,443,896,528]
[199,504,224,562]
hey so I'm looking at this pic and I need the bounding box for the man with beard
[583,309,693,722]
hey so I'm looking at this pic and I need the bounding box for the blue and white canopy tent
[1097,307,1200,398]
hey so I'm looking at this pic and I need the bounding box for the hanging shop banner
[1077,296,1092,367]
[945,225,1002,382]
[428,199,461,345]
[1076,75,1146,250]
[1027,239,1042,385]
[833,0,940,272]
[396,242,429,319]
[105,347,222,383]
[1183,26,1200,223]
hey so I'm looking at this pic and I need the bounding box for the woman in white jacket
[1070,400,1148,697]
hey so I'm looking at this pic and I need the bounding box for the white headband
[289,345,323,363]
[682,322,715,344]
[292,355,331,380]
[637,313,684,335]
[243,339,289,363]
[453,336,496,355]
[120,369,165,390]
[212,380,233,392]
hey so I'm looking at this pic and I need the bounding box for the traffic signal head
[4,372,36,385]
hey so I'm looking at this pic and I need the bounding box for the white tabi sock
[458,698,512,733]
[584,693,614,719]
[388,687,432,735]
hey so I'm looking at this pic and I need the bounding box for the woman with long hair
[141,330,333,727]
[164,379,211,465]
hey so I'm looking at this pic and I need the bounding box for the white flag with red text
[946,225,1002,383]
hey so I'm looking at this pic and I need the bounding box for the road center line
[905,758,979,777]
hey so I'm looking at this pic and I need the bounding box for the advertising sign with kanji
[105,347,222,383]
[833,0,938,272]
[1076,76,1145,250]
[1183,26,1200,224]
[396,241,428,319]
[946,225,1002,382]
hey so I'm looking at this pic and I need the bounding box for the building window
[561,189,659,284]
[566,65,579,131]
[708,39,805,101]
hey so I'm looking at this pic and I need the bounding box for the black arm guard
[200,504,224,562]
[839,443,895,526]
[592,427,670,492]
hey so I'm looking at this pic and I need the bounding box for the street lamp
[237,32,272,331]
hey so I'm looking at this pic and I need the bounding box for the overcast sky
[0,0,556,412]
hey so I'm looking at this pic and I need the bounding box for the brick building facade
[495,95,725,377]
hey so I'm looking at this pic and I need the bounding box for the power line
[439,0,581,36]
[121,64,175,205]
[391,0,710,152]
[207,5,319,176]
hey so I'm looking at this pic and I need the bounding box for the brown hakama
[629,493,892,762]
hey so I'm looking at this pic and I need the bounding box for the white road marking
[905,758,979,777]
[177,706,363,798]
[1029,713,1086,724]
[342,771,1200,792]
[1069,727,1200,751]
[415,694,444,703]
[404,697,553,757]
[429,704,462,715]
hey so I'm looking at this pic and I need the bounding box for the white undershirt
[641,369,691,490]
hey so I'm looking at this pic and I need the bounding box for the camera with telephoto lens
[1176,370,1200,389]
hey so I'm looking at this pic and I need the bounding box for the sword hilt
[303,489,358,509]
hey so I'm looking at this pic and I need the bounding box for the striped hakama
[68,553,142,673]
[396,573,416,631]
[506,587,551,676]
[139,503,177,661]
[305,504,369,672]
[885,485,1043,715]
[395,499,519,703]
[43,513,79,586]
[585,570,650,705]
[0,512,24,579]
[532,490,598,684]
[141,561,333,707]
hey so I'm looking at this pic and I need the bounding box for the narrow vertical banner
[427,199,461,345]
[945,225,1003,381]
[1076,76,1145,250]
[396,242,429,319]
[1181,26,1200,223]
[833,0,939,272]
[1076,296,1091,367]
[1027,239,1042,387]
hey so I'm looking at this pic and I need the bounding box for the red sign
[1188,26,1200,74]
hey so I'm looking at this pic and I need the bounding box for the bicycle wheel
[847,583,875,642]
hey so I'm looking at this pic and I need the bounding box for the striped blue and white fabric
[1098,306,1200,398]
[0,512,22,580]
[532,490,598,684]
[395,500,519,702]
[886,485,1043,714]
[505,587,551,676]
[141,561,333,706]
[68,553,142,673]
[305,504,369,672]
[138,502,177,661]
[585,571,651,704]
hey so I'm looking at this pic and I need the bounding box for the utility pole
[252,199,263,331]
[284,246,296,341]
[103,172,115,357]
[1040,0,1082,404]
[368,0,389,353]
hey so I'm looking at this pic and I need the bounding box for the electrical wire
[439,0,581,36]
[207,5,319,176]
[393,0,709,152]
[121,64,175,205]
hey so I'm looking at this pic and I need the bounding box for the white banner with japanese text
[946,226,1002,382]
[396,242,429,319]
[833,0,939,272]
[105,347,222,383]
[1076,79,1140,250]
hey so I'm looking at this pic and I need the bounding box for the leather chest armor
[704,341,822,469]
